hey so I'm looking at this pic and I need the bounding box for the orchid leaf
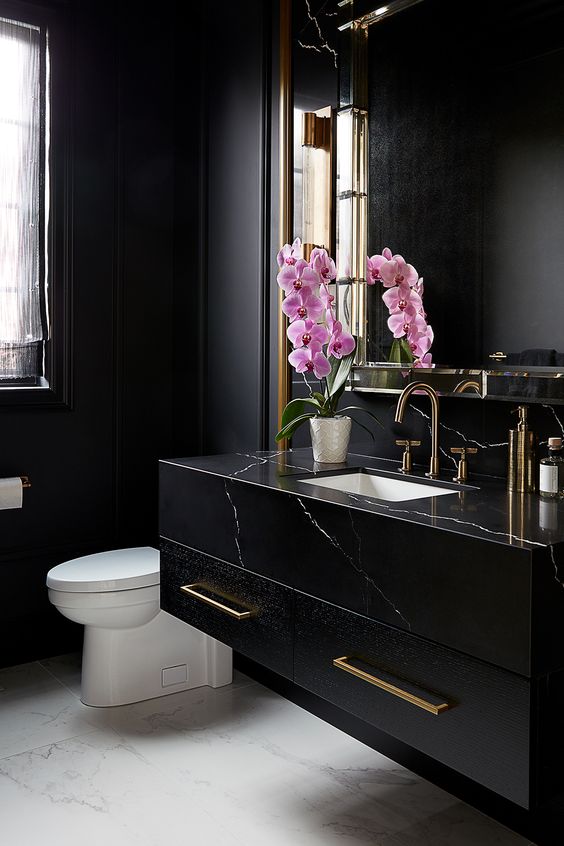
[327,352,355,400]
[275,411,316,442]
[280,397,322,431]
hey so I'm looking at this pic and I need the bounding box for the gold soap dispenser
[507,405,537,493]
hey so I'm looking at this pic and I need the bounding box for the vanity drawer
[160,540,294,679]
[294,592,532,808]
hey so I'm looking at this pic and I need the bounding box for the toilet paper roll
[0,477,23,510]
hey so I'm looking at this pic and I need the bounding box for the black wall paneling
[201,0,274,454]
[0,0,278,668]
[0,0,179,667]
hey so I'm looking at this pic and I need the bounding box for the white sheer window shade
[0,16,49,383]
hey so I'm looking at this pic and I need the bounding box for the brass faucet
[394,383,440,478]
[453,378,481,394]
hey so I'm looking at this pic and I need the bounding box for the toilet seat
[46,547,159,593]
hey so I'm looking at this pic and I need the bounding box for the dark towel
[518,349,556,367]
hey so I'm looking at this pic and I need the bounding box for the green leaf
[275,411,317,442]
[325,355,341,396]
[280,397,322,431]
[388,338,414,364]
[327,352,355,400]
[312,391,325,406]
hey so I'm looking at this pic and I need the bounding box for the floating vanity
[159,449,564,844]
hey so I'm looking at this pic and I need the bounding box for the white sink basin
[299,471,459,502]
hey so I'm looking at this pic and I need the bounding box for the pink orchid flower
[287,318,328,349]
[310,247,336,283]
[319,284,335,310]
[413,352,433,368]
[407,323,434,358]
[277,258,319,296]
[414,276,424,297]
[288,341,331,378]
[281,289,324,323]
[327,321,356,359]
[325,307,336,334]
[366,247,393,285]
[277,237,302,268]
[387,311,427,339]
[382,282,422,316]
[380,255,419,289]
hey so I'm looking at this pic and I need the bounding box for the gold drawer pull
[180,583,254,620]
[333,656,450,716]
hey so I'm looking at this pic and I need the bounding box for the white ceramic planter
[309,415,352,463]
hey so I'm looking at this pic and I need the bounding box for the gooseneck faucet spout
[394,383,440,478]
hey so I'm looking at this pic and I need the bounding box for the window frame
[0,0,71,409]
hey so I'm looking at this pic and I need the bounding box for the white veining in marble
[0,654,532,846]
[0,661,104,761]
[0,729,240,846]
[543,404,564,438]
[296,496,411,629]
[345,491,546,550]
[298,0,338,68]
[232,451,313,476]
[410,405,509,455]
[224,479,244,567]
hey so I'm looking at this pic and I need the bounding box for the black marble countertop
[160,448,564,552]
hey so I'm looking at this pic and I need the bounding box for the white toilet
[46,547,232,707]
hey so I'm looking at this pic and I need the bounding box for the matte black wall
[0,0,182,667]
[0,0,276,669]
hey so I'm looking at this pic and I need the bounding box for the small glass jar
[539,437,564,499]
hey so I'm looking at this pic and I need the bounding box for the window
[0,15,49,386]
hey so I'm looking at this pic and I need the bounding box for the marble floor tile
[39,651,82,698]
[0,728,241,846]
[99,680,530,846]
[0,661,106,760]
[0,653,532,845]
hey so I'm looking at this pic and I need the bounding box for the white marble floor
[0,653,533,846]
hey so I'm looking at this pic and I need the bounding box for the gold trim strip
[278,0,293,449]
[333,656,450,715]
[180,584,254,620]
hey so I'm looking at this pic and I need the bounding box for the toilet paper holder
[0,475,31,488]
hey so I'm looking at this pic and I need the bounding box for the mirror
[335,0,564,400]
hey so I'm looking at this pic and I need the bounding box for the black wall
[0,0,277,669]
[0,0,183,667]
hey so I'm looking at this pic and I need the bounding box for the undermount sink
[299,471,460,503]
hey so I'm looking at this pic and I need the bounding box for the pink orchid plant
[276,238,381,443]
[367,247,433,367]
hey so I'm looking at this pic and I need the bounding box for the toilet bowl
[46,547,232,707]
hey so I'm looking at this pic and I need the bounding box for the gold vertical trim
[278,0,293,448]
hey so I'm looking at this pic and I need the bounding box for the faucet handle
[450,447,478,483]
[395,439,421,474]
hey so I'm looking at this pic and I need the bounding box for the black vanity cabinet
[159,451,564,843]
[160,541,294,680]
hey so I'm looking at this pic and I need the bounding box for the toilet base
[81,609,232,707]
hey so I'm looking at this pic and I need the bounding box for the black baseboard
[234,653,563,845]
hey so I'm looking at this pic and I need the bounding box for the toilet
[46,547,232,707]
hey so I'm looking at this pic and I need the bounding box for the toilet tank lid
[46,547,160,593]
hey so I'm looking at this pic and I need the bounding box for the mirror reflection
[357,0,564,370]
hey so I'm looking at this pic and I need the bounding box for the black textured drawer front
[294,592,532,808]
[160,540,294,679]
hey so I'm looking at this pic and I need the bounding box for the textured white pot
[309,416,352,463]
